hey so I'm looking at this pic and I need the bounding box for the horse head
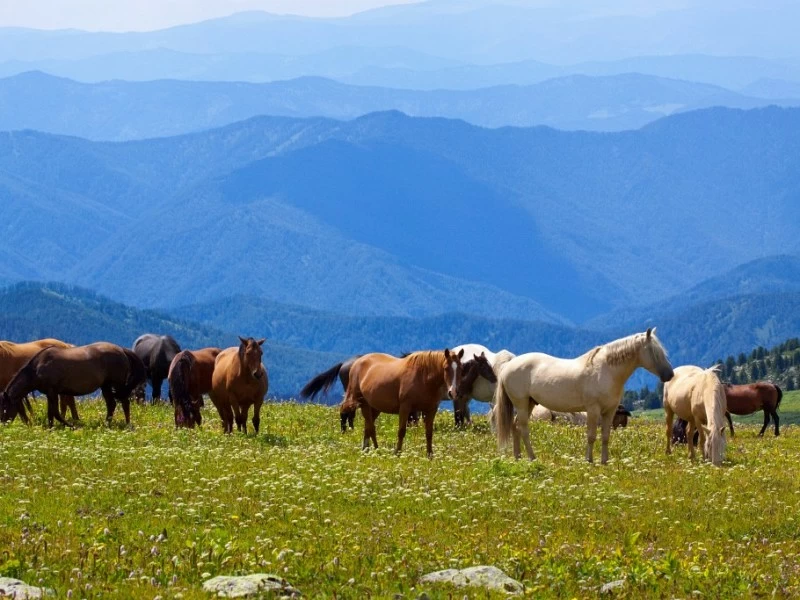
[443,348,465,401]
[238,336,266,380]
[612,404,632,429]
[456,352,497,399]
[0,390,26,424]
[640,327,674,383]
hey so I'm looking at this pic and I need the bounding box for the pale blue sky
[0,0,423,31]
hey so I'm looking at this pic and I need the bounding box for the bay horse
[450,344,511,426]
[300,355,419,433]
[341,349,464,457]
[495,328,673,464]
[724,382,782,437]
[664,365,727,466]
[0,339,80,421]
[167,347,222,428]
[0,343,146,427]
[132,334,182,402]
[209,337,267,434]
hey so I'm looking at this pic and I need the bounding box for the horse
[664,365,727,466]
[132,334,182,402]
[494,328,673,464]
[724,382,782,437]
[209,337,268,434]
[0,339,80,421]
[613,405,632,429]
[672,419,699,445]
[300,354,419,433]
[451,344,513,426]
[0,343,146,427]
[167,347,222,428]
[341,349,464,457]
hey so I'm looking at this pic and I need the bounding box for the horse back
[349,354,403,406]
[725,383,777,413]
[30,343,130,394]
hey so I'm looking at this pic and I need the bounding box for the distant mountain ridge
[3,71,797,141]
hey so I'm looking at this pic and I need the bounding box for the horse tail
[169,352,196,426]
[703,368,727,467]
[123,348,147,390]
[494,376,514,450]
[299,362,345,401]
[775,384,783,409]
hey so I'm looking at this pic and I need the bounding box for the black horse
[672,419,699,445]
[132,334,181,402]
[300,355,418,433]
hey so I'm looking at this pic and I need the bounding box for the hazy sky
[0,0,423,31]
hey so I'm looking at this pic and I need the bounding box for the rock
[419,566,523,594]
[600,579,626,594]
[202,574,301,598]
[0,578,54,599]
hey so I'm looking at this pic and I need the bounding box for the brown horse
[0,342,146,427]
[168,347,222,428]
[724,382,783,437]
[209,337,268,434]
[341,349,464,457]
[0,339,80,421]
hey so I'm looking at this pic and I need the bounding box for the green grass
[637,390,800,427]
[2,400,800,598]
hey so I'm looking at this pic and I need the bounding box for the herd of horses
[0,328,785,467]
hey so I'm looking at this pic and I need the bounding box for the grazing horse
[451,345,513,426]
[167,347,222,428]
[209,337,268,434]
[613,405,632,429]
[724,383,782,437]
[0,339,80,421]
[495,328,673,464]
[0,343,146,427]
[300,354,419,433]
[672,419,699,445]
[342,349,464,457]
[664,366,727,466]
[132,334,181,402]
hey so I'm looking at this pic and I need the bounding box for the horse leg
[758,409,770,437]
[47,393,71,428]
[511,416,521,460]
[252,400,262,434]
[396,404,411,455]
[348,410,355,429]
[222,404,234,434]
[360,405,375,451]
[340,411,348,433]
[772,409,780,436]
[239,404,250,434]
[585,406,600,463]
[665,407,674,455]
[516,408,536,461]
[121,396,131,426]
[102,385,117,424]
[726,411,735,437]
[152,377,163,403]
[599,409,615,465]
[424,409,436,458]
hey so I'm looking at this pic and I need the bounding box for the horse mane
[404,351,446,374]
[700,367,727,466]
[596,330,668,366]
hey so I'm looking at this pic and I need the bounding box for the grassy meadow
[2,394,800,598]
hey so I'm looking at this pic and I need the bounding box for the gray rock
[0,578,53,599]
[419,566,523,594]
[600,579,626,594]
[202,574,301,598]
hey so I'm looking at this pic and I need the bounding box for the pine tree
[750,362,761,381]
[738,353,747,365]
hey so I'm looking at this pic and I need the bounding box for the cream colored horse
[664,365,727,466]
[495,328,674,464]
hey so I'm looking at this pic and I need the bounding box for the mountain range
[2,71,799,141]
[1,107,799,323]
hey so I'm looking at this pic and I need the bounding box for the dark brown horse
[168,347,222,428]
[454,352,498,426]
[132,334,181,402]
[341,349,464,457]
[673,419,699,445]
[0,339,81,421]
[725,382,783,437]
[0,343,146,427]
[209,337,268,434]
[613,405,632,429]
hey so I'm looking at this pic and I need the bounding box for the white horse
[531,404,588,425]
[451,343,515,425]
[494,328,674,464]
[664,365,727,466]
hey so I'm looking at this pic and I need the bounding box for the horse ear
[257,338,266,346]
[238,336,247,345]
[480,351,486,358]
[646,327,653,339]
[444,348,451,360]
[457,349,465,360]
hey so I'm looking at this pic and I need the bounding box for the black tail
[123,348,147,390]
[300,362,345,401]
[169,352,197,426]
[775,385,783,408]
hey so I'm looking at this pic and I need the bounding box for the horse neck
[6,364,36,401]
[597,346,640,388]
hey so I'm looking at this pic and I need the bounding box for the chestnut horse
[0,339,80,421]
[0,343,146,427]
[341,349,464,457]
[724,382,782,437]
[209,337,267,434]
[167,347,222,428]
